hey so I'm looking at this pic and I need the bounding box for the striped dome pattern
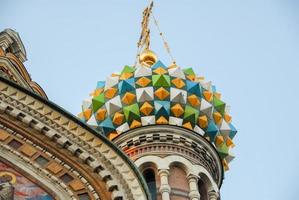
[79,60,237,170]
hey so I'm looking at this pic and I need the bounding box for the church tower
[79,2,237,200]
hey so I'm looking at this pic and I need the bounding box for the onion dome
[78,57,237,170]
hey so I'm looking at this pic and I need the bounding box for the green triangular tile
[213,96,226,115]
[92,93,105,112]
[152,75,170,87]
[121,65,135,74]
[123,103,140,121]
[183,67,195,75]
[217,143,229,159]
[183,105,199,123]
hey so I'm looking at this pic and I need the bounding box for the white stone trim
[0,80,149,200]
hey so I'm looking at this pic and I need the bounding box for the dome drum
[113,125,224,187]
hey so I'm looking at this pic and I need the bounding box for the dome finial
[135,1,176,67]
[135,1,156,67]
[139,49,158,67]
[137,1,153,51]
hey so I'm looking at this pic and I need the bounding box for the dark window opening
[198,179,208,200]
[143,169,157,200]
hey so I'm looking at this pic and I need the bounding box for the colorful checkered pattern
[79,61,237,170]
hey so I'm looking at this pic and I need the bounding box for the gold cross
[138,1,153,50]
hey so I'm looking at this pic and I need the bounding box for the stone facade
[0,29,150,200]
[114,125,222,200]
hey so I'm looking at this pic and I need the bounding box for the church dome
[79,60,237,170]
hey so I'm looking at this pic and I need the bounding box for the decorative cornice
[0,121,107,200]
[0,29,47,99]
[0,76,151,200]
[0,29,27,62]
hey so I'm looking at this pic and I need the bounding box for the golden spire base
[139,49,158,67]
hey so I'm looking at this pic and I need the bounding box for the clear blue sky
[1,0,299,199]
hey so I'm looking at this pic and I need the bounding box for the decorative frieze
[0,78,150,200]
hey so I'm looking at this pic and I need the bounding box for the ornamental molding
[0,29,27,62]
[0,53,48,98]
[0,57,30,89]
[0,123,103,199]
[114,125,223,187]
[0,78,150,200]
[135,154,219,194]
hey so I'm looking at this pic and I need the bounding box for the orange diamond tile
[171,103,184,117]
[171,78,185,89]
[186,74,196,81]
[113,112,124,125]
[213,112,222,124]
[215,135,224,146]
[90,88,103,97]
[224,114,232,123]
[122,92,136,104]
[187,95,200,107]
[154,87,169,100]
[183,122,193,130]
[140,102,153,116]
[83,109,92,120]
[153,67,168,74]
[105,88,118,99]
[130,120,142,129]
[120,72,133,80]
[226,137,235,147]
[108,132,119,140]
[136,77,151,87]
[198,115,208,128]
[203,91,213,102]
[96,109,106,121]
[156,116,168,124]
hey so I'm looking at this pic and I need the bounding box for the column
[208,191,219,200]
[158,169,171,200]
[187,174,201,200]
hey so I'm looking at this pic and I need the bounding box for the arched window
[143,168,157,200]
[198,179,208,200]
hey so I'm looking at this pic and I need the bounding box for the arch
[198,172,216,195]
[142,168,157,200]
[138,161,160,200]
[169,161,189,175]
[168,163,190,199]
[198,178,209,200]
[135,155,168,170]
[0,144,72,200]
[0,77,152,200]
[136,154,219,193]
